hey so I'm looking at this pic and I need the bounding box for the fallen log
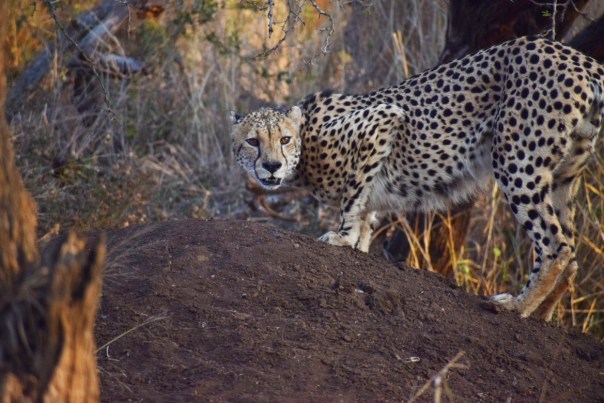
[7,0,161,113]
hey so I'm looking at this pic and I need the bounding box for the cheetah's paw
[318,231,354,248]
[489,293,520,312]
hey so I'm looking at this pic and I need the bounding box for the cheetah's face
[231,106,302,189]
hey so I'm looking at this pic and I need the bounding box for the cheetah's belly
[366,149,494,213]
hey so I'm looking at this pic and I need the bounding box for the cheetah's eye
[280,136,291,145]
[246,138,259,147]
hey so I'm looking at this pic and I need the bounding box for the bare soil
[95,219,604,402]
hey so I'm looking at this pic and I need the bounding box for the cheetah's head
[230,106,302,189]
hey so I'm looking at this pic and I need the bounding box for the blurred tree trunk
[0,5,105,402]
[383,0,599,276]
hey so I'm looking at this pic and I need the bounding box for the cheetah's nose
[263,161,282,174]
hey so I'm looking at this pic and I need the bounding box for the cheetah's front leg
[319,211,377,252]
[318,174,376,251]
[318,104,402,252]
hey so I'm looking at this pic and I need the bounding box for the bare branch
[255,0,303,59]
[309,0,336,53]
[254,0,336,59]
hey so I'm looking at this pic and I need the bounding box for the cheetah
[231,36,604,321]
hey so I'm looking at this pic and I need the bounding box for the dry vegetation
[6,0,604,338]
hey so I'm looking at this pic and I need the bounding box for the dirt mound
[95,219,603,402]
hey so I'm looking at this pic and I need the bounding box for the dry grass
[408,351,468,403]
[7,1,604,339]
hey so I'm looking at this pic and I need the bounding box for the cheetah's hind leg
[489,232,574,318]
[489,110,579,318]
[489,174,576,318]
[531,260,578,321]
[531,163,584,320]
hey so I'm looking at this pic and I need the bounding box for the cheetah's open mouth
[260,177,282,187]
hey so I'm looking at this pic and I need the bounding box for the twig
[267,0,275,38]
[96,313,167,353]
[550,0,558,40]
[44,0,117,120]
[255,0,303,59]
[256,0,335,59]
[408,351,468,403]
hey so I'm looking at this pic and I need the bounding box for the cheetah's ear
[287,106,302,128]
[230,111,243,124]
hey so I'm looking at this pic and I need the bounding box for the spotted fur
[231,36,604,320]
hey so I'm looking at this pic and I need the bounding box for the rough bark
[1,6,105,402]
[0,233,106,402]
[0,5,39,288]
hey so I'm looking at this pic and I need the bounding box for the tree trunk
[0,5,105,402]
[384,0,599,275]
